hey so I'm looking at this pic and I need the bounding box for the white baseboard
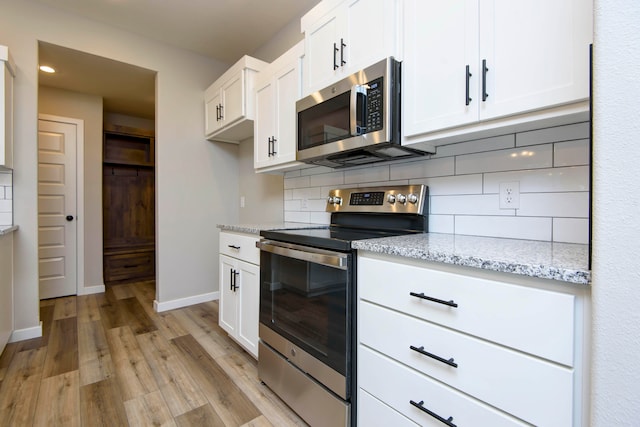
[9,321,43,343]
[78,284,105,295]
[154,291,219,313]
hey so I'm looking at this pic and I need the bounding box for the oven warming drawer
[259,341,350,427]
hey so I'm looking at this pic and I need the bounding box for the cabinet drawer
[219,231,260,264]
[359,346,528,427]
[104,251,155,282]
[358,389,419,427]
[358,256,575,365]
[360,301,573,427]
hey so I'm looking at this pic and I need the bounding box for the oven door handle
[350,83,369,136]
[256,240,348,270]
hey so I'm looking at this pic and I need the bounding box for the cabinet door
[343,0,399,75]
[403,0,479,137]
[219,255,237,337]
[273,62,300,165]
[221,70,245,127]
[236,260,260,358]
[305,9,342,94]
[205,90,222,136]
[254,78,275,169]
[479,0,592,120]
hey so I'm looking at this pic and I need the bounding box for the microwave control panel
[365,77,384,133]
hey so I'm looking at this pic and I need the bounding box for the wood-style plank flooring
[0,281,308,426]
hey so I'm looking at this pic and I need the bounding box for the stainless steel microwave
[296,57,427,168]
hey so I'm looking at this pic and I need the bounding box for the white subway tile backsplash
[0,172,11,186]
[0,212,12,226]
[455,216,552,241]
[483,166,588,193]
[410,174,483,196]
[292,187,322,200]
[431,194,513,216]
[518,192,589,218]
[554,139,590,167]
[0,200,11,213]
[309,212,331,225]
[344,164,390,184]
[284,211,311,223]
[390,157,454,180]
[553,218,589,244]
[281,120,590,243]
[6,187,12,199]
[433,134,515,158]
[428,215,455,234]
[516,122,590,146]
[309,171,344,187]
[456,144,553,175]
[284,175,310,189]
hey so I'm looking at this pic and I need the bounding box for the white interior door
[38,119,77,299]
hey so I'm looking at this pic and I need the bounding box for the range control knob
[387,194,396,204]
[327,196,342,205]
[397,193,407,204]
[407,193,419,204]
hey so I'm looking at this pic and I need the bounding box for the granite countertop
[216,222,328,235]
[0,225,18,236]
[352,233,590,285]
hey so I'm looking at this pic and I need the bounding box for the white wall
[591,1,640,424]
[0,0,237,331]
[38,86,104,291]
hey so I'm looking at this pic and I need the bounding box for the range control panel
[326,185,428,215]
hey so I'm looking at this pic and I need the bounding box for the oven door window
[297,92,351,150]
[260,249,350,376]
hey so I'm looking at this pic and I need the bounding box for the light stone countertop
[0,225,18,236]
[216,222,328,235]
[352,232,591,285]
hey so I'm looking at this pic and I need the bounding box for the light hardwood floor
[0,281,308,427]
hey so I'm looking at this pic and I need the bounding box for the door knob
[66,215,74,221]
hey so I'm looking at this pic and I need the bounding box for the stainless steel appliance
[256,185,429,427]
[296,58,430,168]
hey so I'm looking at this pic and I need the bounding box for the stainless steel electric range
[256,185,429,427]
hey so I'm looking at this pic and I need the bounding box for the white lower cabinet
[357,253,589,426]
[219,231,260,358]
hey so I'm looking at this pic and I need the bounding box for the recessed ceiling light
[39,65,56,73]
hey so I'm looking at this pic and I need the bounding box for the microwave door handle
[350,84,368,136]
[256,240,348,270]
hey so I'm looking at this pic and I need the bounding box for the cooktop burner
[260,185,429,252]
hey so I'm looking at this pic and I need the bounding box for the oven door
[257,240,352,391]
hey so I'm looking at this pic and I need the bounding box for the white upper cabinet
[301,0,401,95]
[0,46,15,169]
[254,41,304,173]
[205,55,267,143]
[403,0,593,143]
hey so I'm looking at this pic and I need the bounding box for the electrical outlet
[499,181,520,209]
[301,197,308,209]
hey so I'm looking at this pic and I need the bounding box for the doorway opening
[37,41,157,296]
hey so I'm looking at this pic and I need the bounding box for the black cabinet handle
[465,65,472,106]
[482,59,489,102]
[271,136,277,155]
[333,42,339,70]
[410,400,457,427]
[232,270,239,291]
[229,268,234,291]
[219,104,224,120]
[409,292,458,308]
[228,245,240,250]
[66,215,74,221]
[216,104,220,121]
[340,38,346,66]
[267,137,272,157]
[410,345,458,368]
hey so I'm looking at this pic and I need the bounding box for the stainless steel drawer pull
[409,292,458,308]
[410,345,458,368]
[410,400,457,427]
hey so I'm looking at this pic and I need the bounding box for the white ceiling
[35,0,320,119]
